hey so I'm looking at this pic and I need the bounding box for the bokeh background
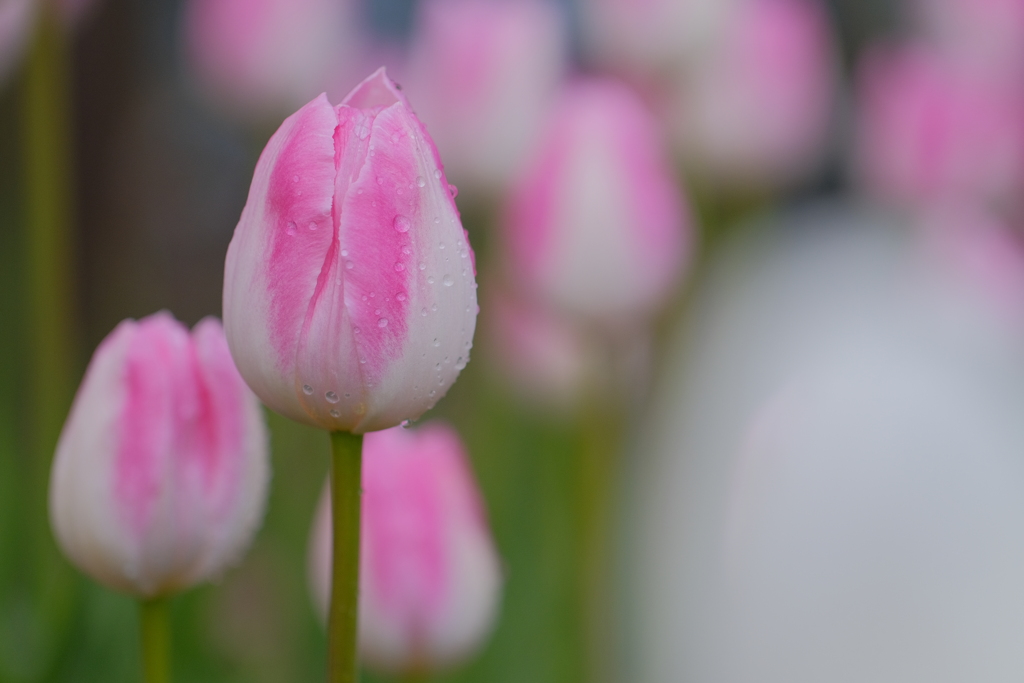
[5,0,1024,681]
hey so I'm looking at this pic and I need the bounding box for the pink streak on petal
[264,94,339,373]
[114,314,192,539]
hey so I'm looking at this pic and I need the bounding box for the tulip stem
[139,597,171,683]
[328,431,364,683]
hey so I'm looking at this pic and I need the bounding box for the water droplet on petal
[429,390,436,397]
[443,274,454,286]
[354,326,361,334]
[427,276,435,284]
[346,260,354,270]
[435,363,441,371]
[419,262,426,271]
[341,249,349,257]
[378,318,388,328]
[396,292,407,302]
[395,262,405,272]
[402,246,412,255]
[431,303,439,312]
[308,222,317,231]
[421,308,428,316]
[432,338,440,347]
[330,409,340,417]
[394,215,411,233]
[433,169,442,179]
[302,384,314,395]
[287,221,297,235]
[448,183,458,198]
[455,356,467,370]
[359,357,367,364]
[416,176,426,188]
[439,242,445,250]
[326,391,339,403]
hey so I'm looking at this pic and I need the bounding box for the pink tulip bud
[403,0,567,194]
[183,0,359,120]
[223,68,478,434]
[855,46,1024,207]
[49,312,270,598]
[309,424,501,673]
[581,0,740,72]
[504,78,690,322]
[671,0,837,188]
[0,0,34,84]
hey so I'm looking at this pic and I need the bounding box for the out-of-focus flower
[49,313,269,599]
[504,78,690,324]
[0,0,34,85]
[855,46,1024,208]
[628,204,1024,683]
[911,0,1024,80]
[309,423,501,674]
[183,0,360,121]
[403,0,566,195]
[224,68,478,434]
[670,0,837,188]
[484,290,593,410]
[580,0,740,74]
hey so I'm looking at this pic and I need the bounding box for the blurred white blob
[627,202,1024,683]
[580,0,740,74]
[403,0,566,195]
[0,0,34,85]
[670,0,838,189]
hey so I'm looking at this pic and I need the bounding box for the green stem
[328,431,364,683]
[139,597,171,683]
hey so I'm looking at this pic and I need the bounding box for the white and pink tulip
[504,78,690,323]
[223,68,478,434]
[49,312,269,598]
[309,423,501,673]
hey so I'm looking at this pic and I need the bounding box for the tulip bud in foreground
[224,68,478,434]
[309,424,501,673]
[504,78,690,323]
[49,312,270,598]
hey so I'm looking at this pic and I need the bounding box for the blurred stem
[328,431,364,683]
[139,597,170,683]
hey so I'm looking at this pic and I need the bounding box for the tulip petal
[224,93,339,425]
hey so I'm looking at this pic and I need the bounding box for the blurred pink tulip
[0,0,34,84]
[309,423,501,673]
[911,0,1024,80]
[49,313,269,598]
[671,0,837,187]
[403,0,567,194]
[183,0,359,120]
[580,0,740,73]
[855,46,1024,207]
[504,78,690,323]
[223,68,478,434]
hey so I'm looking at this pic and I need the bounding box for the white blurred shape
[628,202,1024,683]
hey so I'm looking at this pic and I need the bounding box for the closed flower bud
[855,46,1024,207]
[504,78,690,323]
[403,0,567,194]
[223,68,478,434]
[670,0,837,188]
[309,423,501,674]
[49,312,270,598]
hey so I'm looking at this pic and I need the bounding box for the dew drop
[393,215,411,233]
[326,391,339,403]
[354,326,361,334]
[396,292,407,302]
[427,276,435,284]
[359,357,367,364]
[432,338,440,347]
[302,384,314,395]
[418,262,426,271]
[287,221,297,235]
[416,176,426,188]
[402,246,412,255]
[455,356,467,370]
[448,183,459,198]
[346,260,354,270]
[435,363,441,371]
[341,249,349,257]
[421,308,428,316]
[374,308,381,315]
[394,262,405,272]
[438,378,445,386]
[378,318,388,328]
[439,242,445,250]
[443,274,454,286]
[429,390,436,397]
[345,393,351,398]
[434,217,441,224]
[308,222,317,231]
[431,303,439,312]
[433,169,442,180]
[330,409,340,417]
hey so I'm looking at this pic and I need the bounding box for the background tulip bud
[670,0,837,188]
[223,68,478,434]
[403,0,567,195]
[309,423,502,673]
[504,78,690,323]
[49,312,270,598]
[854,46,1024,208]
